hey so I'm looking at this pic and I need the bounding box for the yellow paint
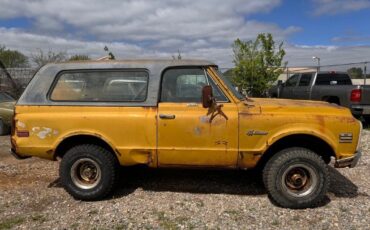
[13,106,157,166]
[12,67,361,169]
[157,102,238,167]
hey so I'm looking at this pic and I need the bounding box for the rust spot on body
[46,149,53,154]
[237,151,261,169]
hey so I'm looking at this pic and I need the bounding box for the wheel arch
[257,134,336,169]
[54,133,119,161]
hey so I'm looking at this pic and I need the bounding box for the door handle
[159,114,176,119]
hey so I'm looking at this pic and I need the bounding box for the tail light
[350,89,361,102]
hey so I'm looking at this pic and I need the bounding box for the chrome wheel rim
[281,163,318,197]
[71,158,101,190]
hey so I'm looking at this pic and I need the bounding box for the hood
[246,98,351,116]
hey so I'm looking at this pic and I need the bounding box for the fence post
[364,62,367,85]
[286,67,289,81]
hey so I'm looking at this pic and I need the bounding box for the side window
[315,74,352,86]
[285,74,299,87]
[208,76,228,102]
[161,68,227,103]
[298,74,312,86]
[50,70,148,102]
[334,74,352,85]
[315,74,331,85]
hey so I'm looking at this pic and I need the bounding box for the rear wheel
[263,147,329,209]
[0,120,9,135]
[362,116,370,125]
[60,144,118,201]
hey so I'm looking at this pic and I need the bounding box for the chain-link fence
[0,67,37,97]
[220,61,370,85]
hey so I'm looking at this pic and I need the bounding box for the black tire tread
[60,144,118,201]
[0,119,8,136]
[263,147,329,209]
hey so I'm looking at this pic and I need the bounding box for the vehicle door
[292,73,313,99]
[280,74,300,98]
[157,67,238,167]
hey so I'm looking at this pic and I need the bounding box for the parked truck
[269,71,370,122]
[11,60,362,209]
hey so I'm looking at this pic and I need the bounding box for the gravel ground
[0,131,369,230]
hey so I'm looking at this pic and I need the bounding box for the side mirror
[277,80,283,86]
[202,85,213,108]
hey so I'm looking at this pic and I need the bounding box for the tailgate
[360,85,370,105]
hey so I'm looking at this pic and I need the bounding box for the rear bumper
[334,151,362,168]
[351,105,370,116]
[10,148,30,160]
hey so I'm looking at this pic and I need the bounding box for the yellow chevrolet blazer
[11,59,362,208]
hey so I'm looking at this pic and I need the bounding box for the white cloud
[2,27,370,68]
[0,27,144,58]
[0,0,284,42]
[0,0,300,66]
[284,44,370,67]
[332,35,370,43]
[312,0,370,15]
[1,0,369,68]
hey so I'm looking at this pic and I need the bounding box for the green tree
[232,33,286,96]
[347,67,363,79]
[68,54,90,61]
[31,49,67,68]
[0,45,29,68]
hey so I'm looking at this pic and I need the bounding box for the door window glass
[285,74,299,87]
[161,68,227,102]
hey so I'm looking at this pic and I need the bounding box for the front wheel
[60,144,118,201]
[263,147,329,209]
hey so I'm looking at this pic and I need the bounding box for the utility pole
[312,56,320,72]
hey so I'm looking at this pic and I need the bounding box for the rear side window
[50,70,148,102]
[298,74,312,86]
[315,73,352,85]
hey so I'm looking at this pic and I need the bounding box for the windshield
[212,68,245,100]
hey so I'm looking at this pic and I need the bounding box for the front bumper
[10,148,30,160]
[334,151,362,168]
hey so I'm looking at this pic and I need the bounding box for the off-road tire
[60,144,118,201]
[0,119,9,136]
[263,147,329,209]
[363,116,370,125]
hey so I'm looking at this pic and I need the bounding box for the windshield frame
[211,67,245,100]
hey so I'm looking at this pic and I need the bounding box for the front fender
[266,123,337,152]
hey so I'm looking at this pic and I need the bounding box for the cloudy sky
[0,0,369,67]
